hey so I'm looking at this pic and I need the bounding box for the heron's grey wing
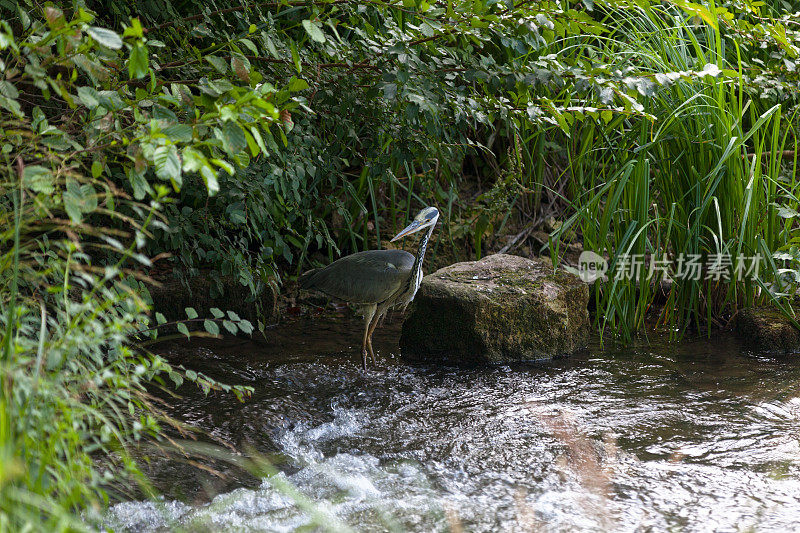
[301,249,415,304]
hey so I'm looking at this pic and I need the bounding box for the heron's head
[390,207,439,242]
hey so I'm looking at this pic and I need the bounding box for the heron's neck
[411,217,437,281]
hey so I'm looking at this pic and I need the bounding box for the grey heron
[300,206,440,370]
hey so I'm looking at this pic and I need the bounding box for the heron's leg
[366,313,377,365]
[361,305,376,371]
[366,335,376,365]
[365,306,385,365]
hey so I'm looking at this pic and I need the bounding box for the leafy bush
[120,0,613,280]
[0,4,275,527]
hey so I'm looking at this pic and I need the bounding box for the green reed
[554,3,797,341]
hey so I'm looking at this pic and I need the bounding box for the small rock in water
[735,306,800,354]
[400,254,589,364]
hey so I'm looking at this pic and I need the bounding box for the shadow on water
[109,315,800,532]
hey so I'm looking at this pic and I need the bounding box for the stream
[107,316,800,532]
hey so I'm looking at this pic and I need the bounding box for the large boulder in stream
[399,254,589,364]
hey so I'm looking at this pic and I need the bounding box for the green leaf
[203,319,220,335]
[220,106,237,122]
[223,320,237,334]
[211,158,234,175]
[170,370,184,386]
[218,121,246,155]
[79,184,98,213]
[238,319,254,335]
[0,22,18,50]
[227,311,240,321]
[97,90,126,111]
[210,308,224,319]
[156,312,167,325]
[153,103,177,122]
[198,78,234,97]
[22,165,54,194]
[382,83,397,100]
[419,22,435,37]
[63,185,82,223]
[290,41,301,73]
[77,86,100,109]
[228,209,246,225]
[185,369,197,380]
[87,26,123,49]
[249,126,269,156]
[677,1,718,29]
[62,180,98,222]
[240,38,258,55]
[177,323,190,339]
[163,124,193,143]
[287,77,309,92]
[128,43,149,79]
[200,165,219,196]
[205,55,228,74]
[127,167,150,200]
[0,95,22,117]
[302,20,326,43]
[244,130,259,157]
[264,36,280,59]
[0,80,19,99]
[185,307,198,319]
[91,160,103,178]
[182,146,206,172]
[153,145,181,186]
[123,18,145,38]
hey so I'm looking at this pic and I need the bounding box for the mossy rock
[148,273,274,330]
[735,306,800,354]
[399,254,590,364]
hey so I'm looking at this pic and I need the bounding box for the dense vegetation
[2,0,800,528]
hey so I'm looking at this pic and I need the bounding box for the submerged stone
[735,306,800,354]
[399,254,589,364]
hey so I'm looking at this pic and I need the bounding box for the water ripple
[109,326,800,532]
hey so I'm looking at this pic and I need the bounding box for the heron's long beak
[390,220,427,242]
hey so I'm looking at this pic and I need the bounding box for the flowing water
[108,316,800,532]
